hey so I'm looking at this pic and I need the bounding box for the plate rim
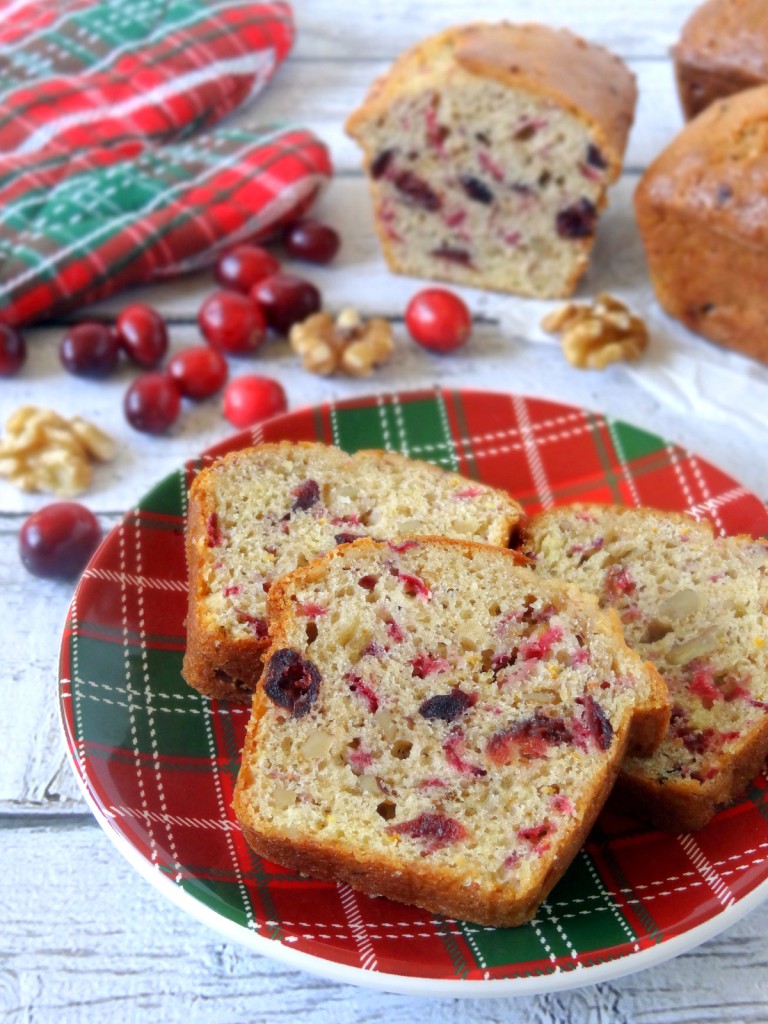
[56,737,768,998]
[58,386,768,997]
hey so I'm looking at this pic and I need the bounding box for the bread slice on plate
[233,537,669,927]
[521,504,768,831]
[183,442,523,701]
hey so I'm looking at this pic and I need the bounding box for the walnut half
[541,293,649,370]
[0,406,115,496]
[290,308,394,377]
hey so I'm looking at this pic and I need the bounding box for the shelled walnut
[0,405,116,496]
[289,308,394,376]
[542,293,649,370]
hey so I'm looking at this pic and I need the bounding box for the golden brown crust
[182,463,269,702]
[614,705,768,832]
[673,0,768,118]
[346,22,636,174]
[454,23,636,178]
[635,85,768,363]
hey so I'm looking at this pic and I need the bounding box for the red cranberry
[198,290,266,355]
[167,346,228,400]
[124,372,181,434]
[215,245,281,293]
[60,322,120,378]
[263,648,321,718]
[251,273,321,335]
[19,502,102,578]
[116,304,169,368]
[405,289,472,353]
[284,219,340,264]
[0,323,26,376]
[223,374,287,429]
[556,199,598,239]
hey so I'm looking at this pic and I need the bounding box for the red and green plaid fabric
[0,0,336,326]
[59,391,768,989]
[0,125,332,325]
[0,0,294,155]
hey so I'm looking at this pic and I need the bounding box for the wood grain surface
[4,1,768,1020]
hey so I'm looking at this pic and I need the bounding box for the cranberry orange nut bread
[634,85,768,365]
[345,23,637,298]
[233,538,669,927]
[183,443,523,701]
[672,0,768,119]
[522,505,768,831]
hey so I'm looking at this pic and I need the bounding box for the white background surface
[4,1,768,1021]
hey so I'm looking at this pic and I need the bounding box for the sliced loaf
[521,504,768,831]
[183,442,522,701]
[345,22,636,298]
[233,537,669,927]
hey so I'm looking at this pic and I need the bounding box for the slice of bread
[232,537,669,927]
[521,504,768,831]
[183,442,523,701]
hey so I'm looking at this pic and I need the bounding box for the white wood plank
[5,0,768,1017]
[2,818,768,1024]
[290,0,701,60]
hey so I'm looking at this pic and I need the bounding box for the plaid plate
[59,390,768,988]
[0,124,332,326]
[0,0,294,155]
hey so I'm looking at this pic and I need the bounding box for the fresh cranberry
[222,374,287,429]
[215,245,281,293]
[0,324,26,376]
[167,346,228,400]
[405,289,472,353]
[284,219,340,264]
[115,304,169,368]
[198,291,266,355]
[251,273,321,334]
[124,372,181,434]
[19,502,102,578]
[60,322,120,378]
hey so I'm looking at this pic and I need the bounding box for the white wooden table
[4,1,768,1020]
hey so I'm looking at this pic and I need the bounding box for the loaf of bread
[635,85,768,365]
[345,22,637,298]
[672,0,768,119]
[521,504,768,831]
[233,537,669,927]
[183,442,523,701]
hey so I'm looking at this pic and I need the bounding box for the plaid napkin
[0,126,332,326]
[0,0,335,326]
[0,0,295,154]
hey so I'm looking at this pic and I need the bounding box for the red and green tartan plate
[59,389,768,996]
